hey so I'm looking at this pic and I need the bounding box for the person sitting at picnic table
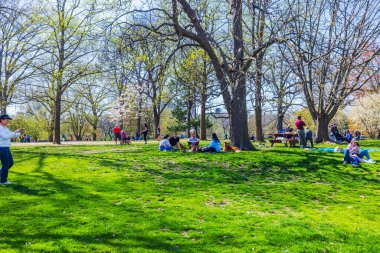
[159,135,174,151]
[295,116,307,148]
[197,133,221,153]
[343,139,374,167]
[305,127,314,148]
[169,132,180,149]
[188,130,199,148]
[285,125,293,133]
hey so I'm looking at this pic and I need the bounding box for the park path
[11,141,152,147]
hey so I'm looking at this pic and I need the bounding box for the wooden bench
[269,133,299,148]
[269,139,282,147]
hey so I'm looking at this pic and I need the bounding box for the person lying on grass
[194,133,221,153]
[159,135,174,151]
[343,139,375,167]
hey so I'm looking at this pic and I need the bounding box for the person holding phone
[0,114,23,185]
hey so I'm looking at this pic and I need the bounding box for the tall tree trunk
[277,96,284,133]
[53,94,62,144]
[200,84,207,140]
[48,127,54,142]
[255,53,264,141]
[230,78,254,150]
[0,103,6,114]
[277,115,284,133]
[1,83,8,114]
[48,113,55,142]
[136,100,142,134]
[93,125,97,141]
[0,92,3,114]
[315,116,331,143]
[153,106,160,138]
[186,91,193,138]
[230,0,255,150]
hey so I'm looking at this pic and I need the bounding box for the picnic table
[269,133,299,147]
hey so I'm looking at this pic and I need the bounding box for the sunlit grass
[0,140,379,252]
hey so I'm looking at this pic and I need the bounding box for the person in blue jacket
[198,133,221,153]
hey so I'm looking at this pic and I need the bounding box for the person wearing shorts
[113,125,121,144]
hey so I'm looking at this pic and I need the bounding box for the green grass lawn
[1,140,379,252]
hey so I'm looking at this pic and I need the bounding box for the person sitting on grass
[188,130,199,149]
[121,130,131,145]
[159,135,174,151]
[345,130,353,143]
[343,139,374,167]
[169,132,180,149]
[354,130,361,141]
[197,133,221,153]
[330,123,345,142]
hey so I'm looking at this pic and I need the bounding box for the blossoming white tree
[110,84,146,130]
[351,93,380,138]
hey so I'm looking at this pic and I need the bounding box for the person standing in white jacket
[0,114,23,185]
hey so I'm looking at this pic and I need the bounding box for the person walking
[295,116,307,148]
[142,123,149,144]
[0,114,24,185]
[113,125,121,144]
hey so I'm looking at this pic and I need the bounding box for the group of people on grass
[159,130,221,153]
[113,125,133,145]
[0,111,378,185]
[294,115,375,167]
[343,139,375,167]
[330,123,362,144]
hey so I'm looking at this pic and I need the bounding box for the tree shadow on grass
[136,150,379,186]
[270,149,379,184]
[10,153,107,204]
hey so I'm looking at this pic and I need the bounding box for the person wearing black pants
[142,123,149,144]
[305,127,314,148]
[0,114,23,185]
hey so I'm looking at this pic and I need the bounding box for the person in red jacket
[295,116,307,148]
[113,125,121,144]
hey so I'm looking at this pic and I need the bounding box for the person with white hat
[0,114,24,185]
